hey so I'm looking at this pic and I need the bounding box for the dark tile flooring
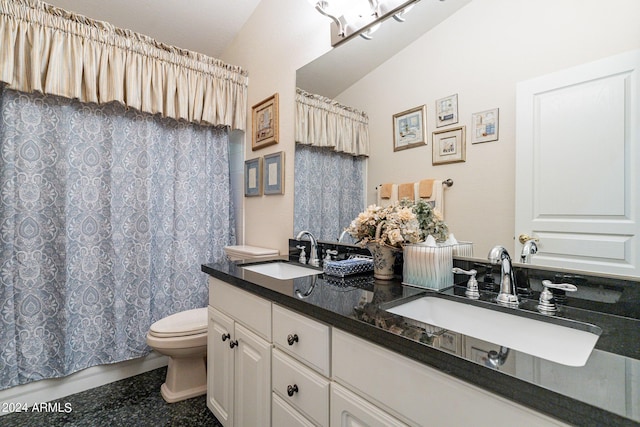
[1,367,222,427]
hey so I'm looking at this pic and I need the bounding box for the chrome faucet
[296,230,319,267]
[520,239,538,263]
[487,246,518,307]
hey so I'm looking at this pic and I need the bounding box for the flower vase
[366,243,398,280]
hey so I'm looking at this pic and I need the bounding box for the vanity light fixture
[310,0,423,46]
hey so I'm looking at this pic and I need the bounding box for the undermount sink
[241,262,322,280]
[385,296,601,367]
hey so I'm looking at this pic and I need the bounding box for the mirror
[296,0,640,275]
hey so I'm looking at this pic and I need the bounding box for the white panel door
[233,323,272,427]
[516,49,640,276]
[208,307,235,427]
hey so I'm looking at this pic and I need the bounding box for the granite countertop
[201,258,640,427]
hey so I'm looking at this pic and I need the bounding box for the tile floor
[1,367,222,426]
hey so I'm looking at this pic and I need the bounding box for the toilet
[146,307,208,403]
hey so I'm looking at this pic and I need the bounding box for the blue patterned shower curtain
[294,144,366,241]
[0,87,235,390]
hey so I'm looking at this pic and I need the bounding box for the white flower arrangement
[346,199,448,248]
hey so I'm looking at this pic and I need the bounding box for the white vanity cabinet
[271,304,331,427]
[332,329,569,427]
[207,277,272,427]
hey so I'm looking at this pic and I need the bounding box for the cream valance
[0,0,248,129]
[295,88,369,157]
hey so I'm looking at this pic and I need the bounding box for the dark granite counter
[202,257,640,427]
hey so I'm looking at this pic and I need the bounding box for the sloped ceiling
[42,0,262,57]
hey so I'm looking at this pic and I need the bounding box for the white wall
[336,0,640,257]
[225,0,640,257]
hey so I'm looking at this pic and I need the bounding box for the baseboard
[0,352,168,416]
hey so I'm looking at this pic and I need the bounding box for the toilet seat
[149,307,207,338]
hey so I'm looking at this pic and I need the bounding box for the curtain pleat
[295,88,370,157]
[0,0,248,129]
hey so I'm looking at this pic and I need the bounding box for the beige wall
[221,0,331,254]
[224,0,640,256]
[336,0,640,257]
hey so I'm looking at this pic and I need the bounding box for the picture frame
[435,94,458,128]
[392,105,427,151]
[471,108,499,144]
[252,93,279,150]
[432,126,466,165]
[263,151,285,195]
[244,157,262,197]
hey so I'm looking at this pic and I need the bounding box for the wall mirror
[295,0,640,278]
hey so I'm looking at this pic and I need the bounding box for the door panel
[516,49,640,276]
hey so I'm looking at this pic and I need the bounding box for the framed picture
[252,93,279,150]
[471,108,499,144]
[392,105,427,151]
[244,158,262,197]
[435,94,458,127]
[432,126,466,165]
[263,151,285,195]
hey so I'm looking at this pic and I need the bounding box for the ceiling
[42,0,263,57]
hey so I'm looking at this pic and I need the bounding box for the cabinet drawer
[209,277,271,341]
[273,349,330,427]
[272,393,316,427]
[273,304,330,376]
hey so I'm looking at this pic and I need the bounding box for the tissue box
[452,241,473,257]
[403,243,454,290]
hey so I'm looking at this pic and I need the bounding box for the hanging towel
[398,183,415,201]
[418,179,434,198]
[379,183,393,199]
[377,184,398,207]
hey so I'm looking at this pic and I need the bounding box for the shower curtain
[294,144,366,241]
[0,87,235,389]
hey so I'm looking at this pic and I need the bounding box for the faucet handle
[452,268,479,299]
[538,280,577,314]
[296,245,307,264]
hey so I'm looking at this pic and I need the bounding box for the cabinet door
[233,323,272,427]
[331,383,409,427]
[208,307,235,427]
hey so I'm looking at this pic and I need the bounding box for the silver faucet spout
[488,246,518,307]
[520,239,538,263]
[296,230,320,267]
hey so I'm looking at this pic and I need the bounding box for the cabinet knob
[229,339,239,349]
[287,333,299,346]
[287,384,299,397]
[221,333,230,342]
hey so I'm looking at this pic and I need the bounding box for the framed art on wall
[432,126,466,165]
[252,93,279,150]
[244,157,262,197]
[392,105,427,151]
[471,108,499,143]
[263,151,285,195]
[435,94,458,128]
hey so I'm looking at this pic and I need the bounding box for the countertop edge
[202,264,638,427]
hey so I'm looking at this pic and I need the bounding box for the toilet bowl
[146,307,208,403]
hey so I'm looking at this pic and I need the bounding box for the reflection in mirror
[296,0,640,276]
[293,88,369,241]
